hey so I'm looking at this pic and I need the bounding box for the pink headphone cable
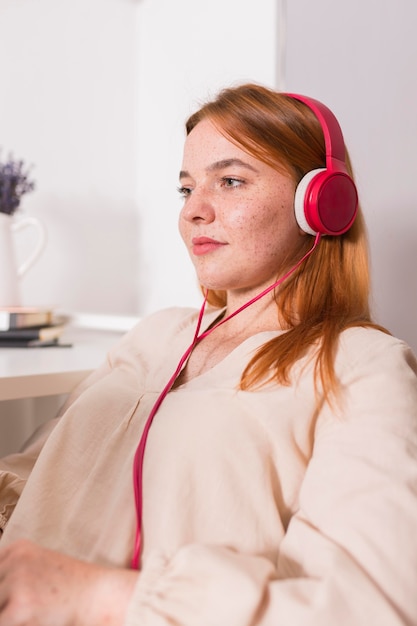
[131,232,321,569]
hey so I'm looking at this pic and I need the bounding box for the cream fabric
[1,306,417,625]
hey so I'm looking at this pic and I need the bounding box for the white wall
[134,0,278,314]
[0,0,139,315]
[283,0,417,350]
[1,0,416,353]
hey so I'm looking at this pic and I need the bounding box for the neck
[201,232,321,340]
[223,291,281,334]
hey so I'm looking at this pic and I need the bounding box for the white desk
[0,326,126,402]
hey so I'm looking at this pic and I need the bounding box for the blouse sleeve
[0,325,135,532]
[0,310,183,534]
[124,334,417,626]
[0,417,60,532]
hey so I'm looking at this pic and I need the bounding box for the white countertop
[0,325,128,401]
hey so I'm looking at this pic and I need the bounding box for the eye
[220,177,244,189]
[177,185,192,198]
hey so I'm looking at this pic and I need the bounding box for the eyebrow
[179,158,259,180]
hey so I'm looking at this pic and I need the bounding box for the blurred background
[0,0,416,353]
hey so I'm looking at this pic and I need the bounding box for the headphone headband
[285,93,346,163]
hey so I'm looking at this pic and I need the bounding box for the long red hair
[186,83,388,400]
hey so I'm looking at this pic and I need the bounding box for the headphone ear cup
[294,168,325,235]
[294,167,358,236]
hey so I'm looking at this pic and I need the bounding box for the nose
[179,186,215,224]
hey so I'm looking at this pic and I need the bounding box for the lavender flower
[0,151,36,215]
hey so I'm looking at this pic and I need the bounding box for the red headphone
[285,93,358,236]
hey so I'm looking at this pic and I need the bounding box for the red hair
[186,83,388,400]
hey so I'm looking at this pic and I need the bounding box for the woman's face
[178,119,304,295]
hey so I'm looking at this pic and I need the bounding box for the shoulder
[115,306,199,350]
[132,306,199,335]
[329,326,417,434]
[107,305,222,363]
[336,326,417,375]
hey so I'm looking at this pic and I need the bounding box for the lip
[191,236,226,256]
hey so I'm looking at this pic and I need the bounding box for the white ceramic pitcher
[0,212,47,306]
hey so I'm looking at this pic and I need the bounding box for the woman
[0,83,416,626]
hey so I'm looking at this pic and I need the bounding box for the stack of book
[0,306,68,348]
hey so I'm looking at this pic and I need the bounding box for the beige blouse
[1,306,417,626]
